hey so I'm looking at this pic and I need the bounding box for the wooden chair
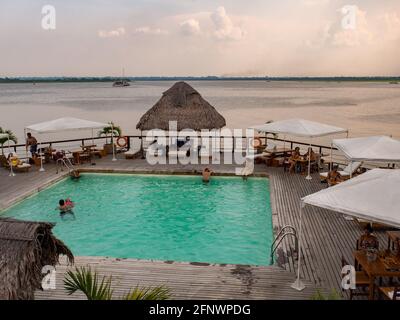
[341,256,370,300]
[78,152,91,164]
[379,287,400,300]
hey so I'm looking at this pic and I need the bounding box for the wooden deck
[0,155,394,299]
[34,256,317,300]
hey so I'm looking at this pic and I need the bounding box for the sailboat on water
[113,68,130,87]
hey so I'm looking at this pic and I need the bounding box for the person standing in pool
[202,167,213,183]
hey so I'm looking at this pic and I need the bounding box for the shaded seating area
[298,169,400,299]
[135,81,226,161]
[250,119,348,180]
[24,117,115,171]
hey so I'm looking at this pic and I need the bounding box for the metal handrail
[56,157,74,174]
[270,225,298,264]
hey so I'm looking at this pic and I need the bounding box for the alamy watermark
[341,264,356,290]
[41,5,56,30]
[41,265,56,290]
[143,121,257,171]
[341,5,358,30]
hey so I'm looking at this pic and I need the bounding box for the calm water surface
[1,81,399,145]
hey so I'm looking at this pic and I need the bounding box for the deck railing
[7,135,337,154]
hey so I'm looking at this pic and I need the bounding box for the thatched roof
[0,218,74,300]
[136,81,226,131]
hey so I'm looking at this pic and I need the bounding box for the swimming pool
[2,174,273,266]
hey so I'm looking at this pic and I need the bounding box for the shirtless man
[202,167,213,183]
[26,133,38,156]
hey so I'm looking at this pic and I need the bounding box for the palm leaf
[124,285,170,300]
[63,266,113,300]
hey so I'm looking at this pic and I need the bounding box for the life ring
[116,136,128,148]
[250,137,262,148]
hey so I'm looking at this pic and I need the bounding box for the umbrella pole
[111,123,117,161]
[306,140,312,180]
[350,161,353,179]
[24,128,28,161]
[291,203,305,291]
[330,143,333,171]
[39,137,45,172]
[8,136,15,177]
[91,129,96,165]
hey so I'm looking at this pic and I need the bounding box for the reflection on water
[0,81,399,145]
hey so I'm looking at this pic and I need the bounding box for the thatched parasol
[0,218,74,300]
[136,81,226,131]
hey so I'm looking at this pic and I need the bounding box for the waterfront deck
[0,155,393,299]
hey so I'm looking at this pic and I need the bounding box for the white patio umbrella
[333,136,400,163]
[0,133,15,177]
[25,117,116,171]
[292,169,400,291]
[250,119,348,180]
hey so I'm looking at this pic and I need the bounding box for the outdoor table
[353,250,400,300]
[387,231,400,250]
[295,158,309,173]
[263,147,293,158]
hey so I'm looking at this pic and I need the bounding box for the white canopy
[0,133,9,139]
[26,117,108,134]
[333,136,400,162]
[250,119,348,138]
[25,117,117,171]
[302,169,400,228]
[292,168,400,291]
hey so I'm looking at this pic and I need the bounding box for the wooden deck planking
[34,256,319,300]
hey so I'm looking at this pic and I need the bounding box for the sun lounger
[236,156,255,177]
[0,155,31,173]
[320,161,363,182]
[144,142,166,159]
[168,140,192,158]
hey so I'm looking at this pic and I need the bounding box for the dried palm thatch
[137,81,226,131]
[0,218,74,300]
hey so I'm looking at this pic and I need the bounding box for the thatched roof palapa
[0,218,74,300]
[136,81,226,131]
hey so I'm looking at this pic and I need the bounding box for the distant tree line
[0,76,399,83]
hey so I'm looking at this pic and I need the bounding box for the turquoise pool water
[2,174,273,265]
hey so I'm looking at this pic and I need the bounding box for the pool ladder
[56,157,75,174]
[270,225,298,265]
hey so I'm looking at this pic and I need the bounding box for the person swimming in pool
[70,170,80,180]
[56,199,75,219]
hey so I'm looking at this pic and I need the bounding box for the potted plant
[98,122,121,154]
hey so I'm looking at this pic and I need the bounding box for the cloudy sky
[1,0,399,76]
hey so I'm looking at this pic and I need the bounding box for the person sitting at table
[326,165,343,186]
[288,147,301,173]
[304,147,316,162]
[358,224,379,251]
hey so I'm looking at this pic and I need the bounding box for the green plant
[0,127,18,155]
[98,122,121,144]
[64,266,170,300]
[124,285,170,300]
[64,267,113,300]
[310,289,342,300]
